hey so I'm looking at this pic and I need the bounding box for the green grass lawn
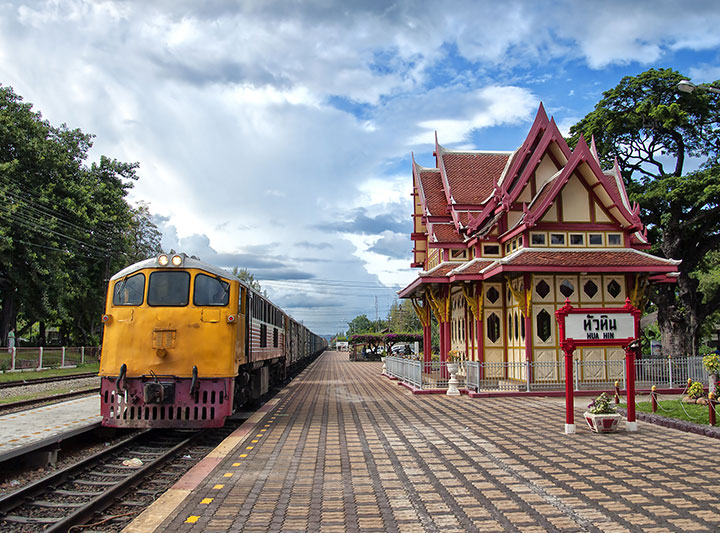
[0,363,100,383]
[622,401,718,426]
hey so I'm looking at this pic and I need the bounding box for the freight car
[99,253,326,428]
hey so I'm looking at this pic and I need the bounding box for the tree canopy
[0,84,162,345]
[569,68,720,355]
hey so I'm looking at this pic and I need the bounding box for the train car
[99,253,324,429]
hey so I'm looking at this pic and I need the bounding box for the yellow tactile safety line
[122,397,282,532]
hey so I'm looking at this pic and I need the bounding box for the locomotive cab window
[193,274,230,306]
[113,273,145,306]
[148,271,190,307]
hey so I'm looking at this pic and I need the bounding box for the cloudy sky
[2,0,720,335]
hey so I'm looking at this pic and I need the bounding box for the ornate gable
[403,102,674,294]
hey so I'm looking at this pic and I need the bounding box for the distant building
[335,341,349,351]
[399,105,680,382]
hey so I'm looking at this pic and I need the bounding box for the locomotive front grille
[101,377,234,428]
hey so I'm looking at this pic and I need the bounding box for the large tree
[570,68,720,357]
[0,85,162,345]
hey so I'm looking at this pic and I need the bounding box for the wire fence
[384,356,710,393]
[0,346,100,372]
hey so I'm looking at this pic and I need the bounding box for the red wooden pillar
[476,317,483,378]
[464,305,470,360]
[624,341,638,431]
[562,339,576,434]
[476,281,484,378]
[423,300,432,365]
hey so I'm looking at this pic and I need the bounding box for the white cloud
[3,0,720,332]
[409,86,538,145]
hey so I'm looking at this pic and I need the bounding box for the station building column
[411,297,433,364]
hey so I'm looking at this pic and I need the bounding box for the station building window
[530,232,546,246]
[588,233,603,246]
[536,309,552,342]
[559,280,574,298]
[583,280,598,298]
[569,233,584,246]
[486,313,501,343]
[607,233,623,246]
[550,233,566,246]
[482,244,500,256]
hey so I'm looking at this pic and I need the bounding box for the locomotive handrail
[116,363,127,393]
[190,365,199,394]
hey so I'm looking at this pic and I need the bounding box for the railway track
[0,427,207,532]
[0,372,98,389]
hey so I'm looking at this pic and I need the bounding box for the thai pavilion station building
[398,105,680,384]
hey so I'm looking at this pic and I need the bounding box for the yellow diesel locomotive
[99,253,325,428]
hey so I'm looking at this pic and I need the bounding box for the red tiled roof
[501,250,678,269]
[422,263,456,277]
[451,260,494,276]
[455,211,479,227]
[431,223,464,243]
[442,153,509,205]
[419,170,446,216]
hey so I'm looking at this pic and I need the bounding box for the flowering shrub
[447,350,461,363]
[587,393,616,414]
[687,381,704,399]
[703,353,720,375]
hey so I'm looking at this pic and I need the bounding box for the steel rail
[0,430,150,517]
[0,429,202,531]
[0,372,98,389]
[46,432,202,532]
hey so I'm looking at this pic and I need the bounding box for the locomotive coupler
[143,381,176,404]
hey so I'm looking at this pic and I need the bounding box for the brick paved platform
[126,351,720,532]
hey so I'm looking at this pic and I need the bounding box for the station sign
[564,312,635,341]
[555,298,641,435]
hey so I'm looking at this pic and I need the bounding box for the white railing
[385,356,709,392]
[0,346,100,372]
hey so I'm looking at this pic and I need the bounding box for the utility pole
[375,296,378,331]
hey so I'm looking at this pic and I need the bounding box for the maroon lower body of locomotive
[100,372,234,428]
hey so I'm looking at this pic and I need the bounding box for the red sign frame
[555,298,641,434]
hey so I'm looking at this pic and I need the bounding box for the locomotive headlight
[101,314,112,323]
[227,314,236,323]
[171,254,183,266]
[158,254,169,266]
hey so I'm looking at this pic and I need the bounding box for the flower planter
[584,412,622,433]
[446,362,460,396]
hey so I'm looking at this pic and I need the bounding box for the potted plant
[584,392,622,433]
[683,380,708,404]
[446,350,461,396]
[446,350,461,375]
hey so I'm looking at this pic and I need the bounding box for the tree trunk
[39,321,46,347]
[653,279,698,358]
[0,285,16,347]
